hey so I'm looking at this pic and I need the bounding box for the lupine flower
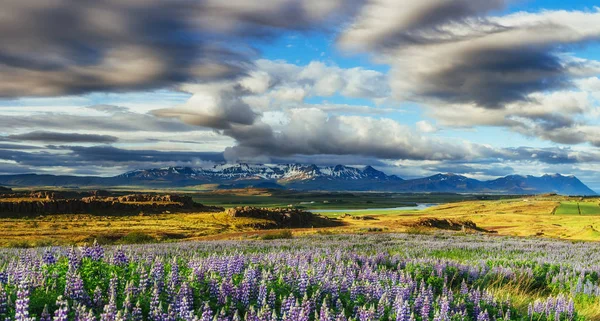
[53,296,68,321]
[14,278,33,321]
[112,248,128,266]
[40,305,51,321]
[42,251,56,265]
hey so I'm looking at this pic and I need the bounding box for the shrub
[118,232,156,244]
[260,230,293,240]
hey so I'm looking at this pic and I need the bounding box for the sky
[1,0,600,189]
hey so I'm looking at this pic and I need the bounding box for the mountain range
[0,164,595,195]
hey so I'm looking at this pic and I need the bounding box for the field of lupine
[0,233,598,321]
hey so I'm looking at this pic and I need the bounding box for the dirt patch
[410,218,494,233]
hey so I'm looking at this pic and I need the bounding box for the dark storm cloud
[0,145,225,169]
[0,0,359,97]
[7,131,118,143]
[67,146,225,163]
[0,142,42,150]
[419,40,571,108]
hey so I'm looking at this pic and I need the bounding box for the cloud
[0,105,201,133]
[152,59,393,136]
[427,90,600,146]
[222,108,485,162]
[152,83,258,130]
[339,2,600,108]
[0,145,226,175]
[338,0,506,51]
[0,0,359,97]
[416,120,437,133]
[7,131,118,143]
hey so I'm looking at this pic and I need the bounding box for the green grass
[580,203,600,215]
[556,202,600,215]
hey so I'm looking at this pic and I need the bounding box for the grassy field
[3,194,600,246]
[0,212,277,247]
[556,201,600,215]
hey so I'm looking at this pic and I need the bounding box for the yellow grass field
[3,195,600,246]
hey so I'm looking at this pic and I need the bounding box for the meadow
[4,194,600,246]
[0,233,597,321]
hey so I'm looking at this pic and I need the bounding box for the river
[309,203,437,213]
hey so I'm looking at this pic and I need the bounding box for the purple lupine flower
[100,293,117,321]
[357,305,375,321]
[567,298,575,318]
[92,240,105,261]
[53,296,69,321]
[200,303,213,321]
[0,284,7,315]
[437,296,449,321]
[40,305,51,321]
[476,310,490,321]
[42,251,57,265]
[319,299,332,321]
[14,278,33,321]
[165,304,176,321]
[396,300,409,321]
[65,268,88,303]
[68,247,82,269]
[93,286,104,309]
[420,295,430,320]
[132,300,143,321]
[113,248,129,266]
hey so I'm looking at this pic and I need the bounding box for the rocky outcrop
[80,194,194,206]
[411,218,494,233]
[226,207,315,227]
[0,186,11,193]
[0,193,222,215]
[2,190,110,200]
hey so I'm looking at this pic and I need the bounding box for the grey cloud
[340,2,600,108]
[0,143,42,150]
[427,90,599,147]
[152,84,258,130]
[0,105,201,133]
[222,108,482,162]
[0,0,359,97]
[7,131,118,143]
[424,164,515,177]
[0,145,225,171]
[66,146,225,164]
[339,0,506,50]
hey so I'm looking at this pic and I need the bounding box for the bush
[405,226,433,235]
[118,232,156,244]
[260,230,293,240]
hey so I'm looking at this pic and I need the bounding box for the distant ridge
[0,164,595,196]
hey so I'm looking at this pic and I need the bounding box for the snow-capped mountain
[119,164,400,182]
[0,164,595,195]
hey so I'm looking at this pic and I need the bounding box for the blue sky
[1,0,600,189]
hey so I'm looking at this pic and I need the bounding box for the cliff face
[0,193,222,215]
